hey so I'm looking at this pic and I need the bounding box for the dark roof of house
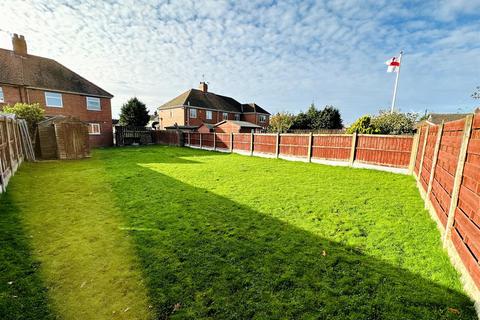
[241,103,270,115]
[159,88,270,114]
[0,48,113,98]
[427,113,470,124]
[215,120,262,128]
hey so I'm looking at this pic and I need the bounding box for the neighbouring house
[198,120,263,133]
[0,34,114,147]
[158,82,270,132]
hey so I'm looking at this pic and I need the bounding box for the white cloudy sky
[0,0,479,122]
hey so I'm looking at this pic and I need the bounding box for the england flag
[386,56,401,72]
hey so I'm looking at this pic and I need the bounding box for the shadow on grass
[102,146,476,319]
[0,192,54,320]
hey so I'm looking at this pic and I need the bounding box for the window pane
[223,112,228,120]
[206,111,212,120]
[87,97,101,110]
[190,109,197,118]
[45,92,63,107]
[0,87,4,103]
[89,123,101,135]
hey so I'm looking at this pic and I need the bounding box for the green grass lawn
[0,145,477,319]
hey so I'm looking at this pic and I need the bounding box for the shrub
[119,97,150,127]
[2,103,45,138]
[268,112,295,133]
[371,111,417,135]
[346,115,378,134]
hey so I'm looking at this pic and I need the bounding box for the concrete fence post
[5,118,13,171]
[307,132,313,162]
[425,121,444,207]
[230,132,233,153]
[250,132,254,156]
[443,115,474,246]
[417,126,430,182]
[349,132,357,166]
[275,133,280,158]
[408,132,421,175]
[199,133,202,149]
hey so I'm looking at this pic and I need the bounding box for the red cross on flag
[386,56,400,72]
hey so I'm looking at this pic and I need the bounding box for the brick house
[158,82,270,132]
[0,34,114,147]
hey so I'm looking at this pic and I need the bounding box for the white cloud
[0,0,479,122]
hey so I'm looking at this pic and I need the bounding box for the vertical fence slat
[250,132,254,156]
[425,121,444,207]
[417,126,430,183]
[307,132,313,162]
[275,133,280,158]
[443,115,474,246]
[349,132,357,165]
[408,132,421,174]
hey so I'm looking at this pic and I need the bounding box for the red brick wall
[158,107,185,129]
[0,85,112,147]
[0,85,23,106]
[241,113,269,128]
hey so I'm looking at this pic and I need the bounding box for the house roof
[215,120,262,128]
[159,88,270,114]
[241,103,270,115]
[0,48,113,98]
[427,113,469,124]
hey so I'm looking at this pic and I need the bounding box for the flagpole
[390,50,403,113]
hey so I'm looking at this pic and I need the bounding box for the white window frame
[86,96,101,111]
[189,108,197,119]
[222,112,228,120]
[88,123,101,135]
[45,91,63,108]
[234,114,240,121]
[0,87,4,103]
[206,110,213,120]
[259,115,267,123]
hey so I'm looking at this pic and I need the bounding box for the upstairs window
[86,97,101,110]
[45,92,63,108]
[259,115,267,123]
[222,112,228,120]
[0,87,4,103]
[88,123,101,135]
[206,110,213,120]
[189,108,197,118]
[234,114,240,121]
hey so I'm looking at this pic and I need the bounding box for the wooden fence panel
[215,133,231,150]
[451,114,480,288]
[253,134,276,154]
[232,133,250,151]
[414,126,427,175]
[279,134,309,157]
[189,132,200,147]
[155,131,180,145]
[311,134,351,161]
[420,126,439,190]
[429,118,465,226]
[201,133,215,148]
[0,115,24,192]
[355,135,413,168]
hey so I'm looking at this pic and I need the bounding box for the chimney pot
[199,81,208,93]
[12,34,28,56]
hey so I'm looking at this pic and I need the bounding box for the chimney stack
[199,81,208,93]
[12,34,28,56]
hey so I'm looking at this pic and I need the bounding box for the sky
[0,0,479,123]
